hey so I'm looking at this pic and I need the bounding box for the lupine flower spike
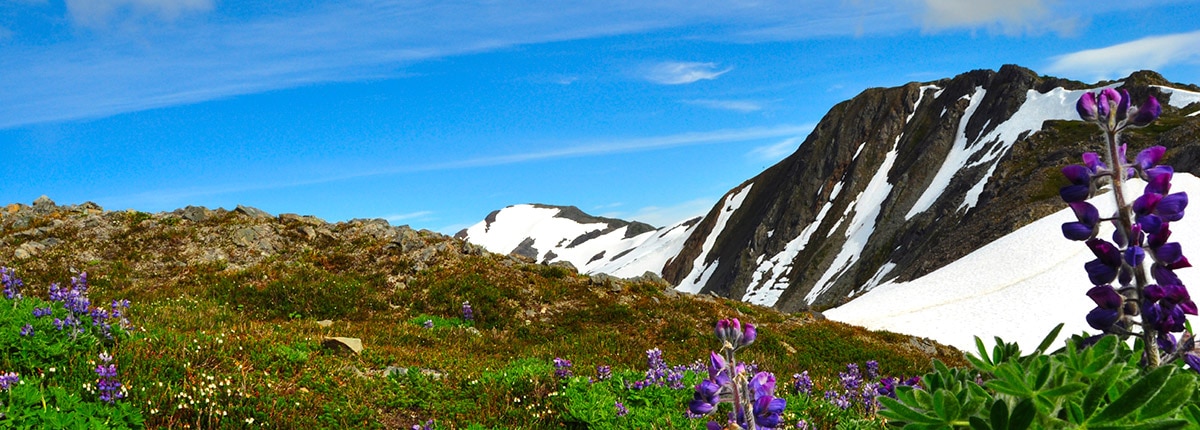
[689,318,785,429]
[1064,89,1191,368]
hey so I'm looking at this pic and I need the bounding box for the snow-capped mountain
[460,65,1200,322]
[454,204,699,277]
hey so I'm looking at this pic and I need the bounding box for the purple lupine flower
[19,324,33,337]
[865,360,880,380]
[0,372,18,390]
[796,420,809,430]
[423,319,433,329]
[410,419,434,430]
[461,301,474,322]
[615,401,628,417]
[1,267,23,300]
[553,357,573,378]
[688,379,722,415]
[94,352,125,404]
[792,371,812,395]
[596,365,612,381]
[1063,202,1101,241]
[1085,239,1124,286]
[32,307,52,318]
[1086,285,1123,331]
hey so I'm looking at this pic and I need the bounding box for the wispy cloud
[683,99,763,112]
[622,198,715,228]
[107,124,812,207]
[383,211,435,224]
[918,0,1078,35]
[748,136,805,161]
[1046,30,1200,81]
[65,0,214,28]
[642,61,732,85]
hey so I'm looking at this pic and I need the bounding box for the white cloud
[748,136,804,161]
[684,99,763,112]
[66,0,214,28]
[643,61,731,85]
[1046,30,1200,81]
[383,211,434,224]
[918,0,1077,35]
[624,197,715,228]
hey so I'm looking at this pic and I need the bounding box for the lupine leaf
[1090,364,1174,424]
[1084,364,1122,417]
[990,399,1009,430]
[1009,398,1035,430]
[1041,382,1088,398]
[1066,401,1085,425]
[1089,419,1189,430]
[1031,324,1063,356]
[969,416,991,430]
[1137,370,1196,420]
[975,336,993,367]
[878,396,941,424]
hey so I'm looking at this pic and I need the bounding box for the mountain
[460,65,1200,315]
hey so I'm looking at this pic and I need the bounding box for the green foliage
[879,325,1200,429]
[559,370,707,429]
[0,279,142,428]
[207,263,386,320]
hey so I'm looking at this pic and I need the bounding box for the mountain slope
[461,65,1200,313]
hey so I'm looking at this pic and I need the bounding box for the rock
[234,205,272,219]
[233,225,277,254]
[180,206,214,222]
[14,241,46,259]
[548,260,577,273]
[322,337,363,354]
[32,195,55,213]
[279,213,326,226]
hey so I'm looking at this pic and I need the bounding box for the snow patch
[805,141,901,303]
[676,184,754,294]
[1152,85,1200,109]
[826,173,1200,351]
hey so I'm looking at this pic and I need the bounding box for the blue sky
[2,1,1199,234]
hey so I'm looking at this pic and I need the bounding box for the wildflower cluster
[628,348,687,390]
[94,352,126,404]
[808,361,919,415]
[409,419,434,430]
[689,318,786,429]
[2,267,23,300]
[1063,88,1193,366]
[40,272,132,340]
[595,364,612,381]
[553,357,573,379]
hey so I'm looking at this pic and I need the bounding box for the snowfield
[826,173,1200,352]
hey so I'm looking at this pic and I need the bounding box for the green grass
[0,208,966,429]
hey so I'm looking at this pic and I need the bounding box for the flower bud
[1077,92,1098,121]
[1129,96,1162,128]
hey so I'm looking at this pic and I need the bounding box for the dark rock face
[663,65,1200,310]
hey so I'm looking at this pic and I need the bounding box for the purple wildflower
[596,364,612,381]
[615,401,628,417]
[553,357,573,378]
[791,371,812,395]
[423,319,433,329]
[0,372,18,390]
[19,324,33,337]
[461,301,474,322]
[95,352,125,404]
[1,267,23,300]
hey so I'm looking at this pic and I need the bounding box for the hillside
[0,198,962,428]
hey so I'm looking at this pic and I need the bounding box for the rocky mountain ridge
[461,65,1200,311]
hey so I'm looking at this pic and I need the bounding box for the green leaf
[1084,364,1122,416]
[1090,364,1175,424]
[969,416,991,430]
[989,399,1009,430]
[1138,371,1197,421]
[878,396,941,424]
[1089,419,1190,430]
[1009,398,1035,430]
[1040,382,1088,399]
[933,389,961,421]
[1032,323,1064,355]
